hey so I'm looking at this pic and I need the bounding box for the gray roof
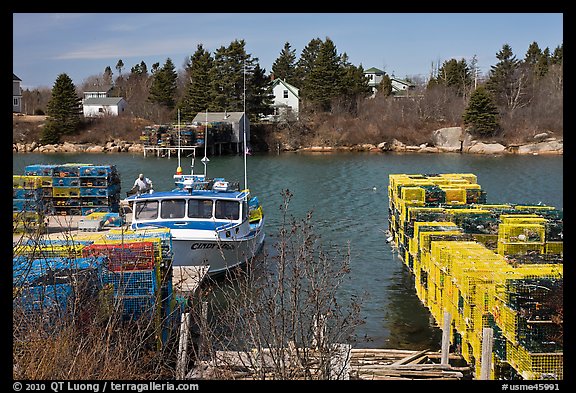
[83,97,125,106]
[191,112,246,124]
[13,73,22,81]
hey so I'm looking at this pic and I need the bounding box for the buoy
[176,166,182,175]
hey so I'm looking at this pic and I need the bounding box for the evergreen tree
[295,38,322,89]
[337,56,371,114]
[429,58,471,97]
[551,44,563,65]
[535,47,550,78]
[131,61,148,76]
[179,44,214,122]
[302,37,343,111]
[247,63,273,122]
[378,73,393,96]
[272,42,297,85]
[524,41,542,66]
[339,55,371,97]
[462,86,499,137]
[210,39,254,112]
[115,59,124,77]
[485,44,521,109]
[41,73,82,144]
[103,66,113,86]
[148,58,178,109]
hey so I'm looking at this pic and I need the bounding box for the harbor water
[12,151,563,350]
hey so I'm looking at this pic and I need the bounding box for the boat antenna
[201,109,209,178]
[243,59,248,191]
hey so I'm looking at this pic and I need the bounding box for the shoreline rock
[12,126,563,156]
[13,139,563,155]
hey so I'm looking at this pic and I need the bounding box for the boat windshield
[133,197,241,221]
[134,200,158,220]
[215,200,240,220]
[188,199,213,219]
[161,199,186,219]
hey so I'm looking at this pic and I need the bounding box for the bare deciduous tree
[188,190,365,379]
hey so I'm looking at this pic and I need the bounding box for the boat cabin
[132,192,248,223]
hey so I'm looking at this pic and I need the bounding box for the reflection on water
[13,152,562,349]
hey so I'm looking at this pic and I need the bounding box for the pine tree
[337,56,371,114]
[115,59,124,77]
[524,42,542,67]
[103,66,113,86]
[429,58,472,97]
[485,44,521,109]
[378,73,393,96]
[339,55,371,97]
[148,58,178,109]
[247,63,273,122]
[303,37,343,111]
[535,47,550,78]
[41,73,82,144]
[272,42,297,85]
[462,86,499,137]
[551,44,563,65]
[295,38,322,90]
[179,44,214,122]
[131,61,148,76]
[210,40,251,112]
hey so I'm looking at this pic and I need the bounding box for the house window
[14,98,19,106]
[283,90,288,99]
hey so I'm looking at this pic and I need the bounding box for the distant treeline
[21,38,562,147]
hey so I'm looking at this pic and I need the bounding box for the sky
[13,13,564,90]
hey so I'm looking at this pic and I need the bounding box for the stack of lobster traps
[387,173,562,380]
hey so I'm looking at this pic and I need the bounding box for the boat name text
[191,242,235,250]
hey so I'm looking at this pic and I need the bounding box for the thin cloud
[53,36,226,60]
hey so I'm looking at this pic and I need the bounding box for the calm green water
[13,151,563,350]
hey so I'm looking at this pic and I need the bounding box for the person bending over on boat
[132,173,153,194]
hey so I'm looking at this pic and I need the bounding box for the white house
[391,78,416,95]
[363,67,416,97]
[269,78,299,121]
[363,67,385,97]
[82,85,127,117]
[13,73,22,113]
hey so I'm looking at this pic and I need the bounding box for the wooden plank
[390,348,429,366]
[407,355,428,365]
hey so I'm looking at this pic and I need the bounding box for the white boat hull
[170,223,265,277]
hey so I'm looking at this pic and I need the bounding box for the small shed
[83,97,127,117]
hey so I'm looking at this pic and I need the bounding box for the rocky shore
[12,127,563,155]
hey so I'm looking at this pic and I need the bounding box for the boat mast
[243,60,248,191]
[201,109,209,178]
[177,109,181,170]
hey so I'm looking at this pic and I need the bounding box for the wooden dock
[186,347,472,380]
[348,348,472,380]
[173,265,210,296]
